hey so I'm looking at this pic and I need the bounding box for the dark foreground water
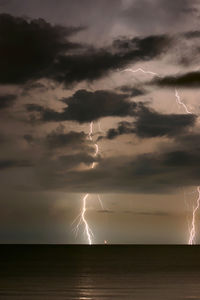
[1,245,200,299]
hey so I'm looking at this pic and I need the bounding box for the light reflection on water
[1,271,200,299]
[1,246,200,299]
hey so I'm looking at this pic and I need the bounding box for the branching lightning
[175,89,192,115]
[72,66,198,245]
[174,90,199,244]
[98,194,104,210]
[122,68,160,77]
[72,121,104,244]
[122,67,192,114]
[122,66,199,245]
[188,187,200,245]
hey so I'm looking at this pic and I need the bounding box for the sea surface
[0,245,200,299]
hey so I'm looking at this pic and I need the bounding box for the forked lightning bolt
[175,89,192,114]
[122,68,160,77]
[122,67,199,244]
[72,67,197,245]
[174,91,199,244]
[122,68,191,115]
[188,187,200,245]
[80,194,93,245]
[72,121,103,244]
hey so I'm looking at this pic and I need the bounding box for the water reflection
[1,246,200,299]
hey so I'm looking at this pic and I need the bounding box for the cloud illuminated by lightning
[122,66,199,245]
[122,67,193,115]
[72,66,197,245]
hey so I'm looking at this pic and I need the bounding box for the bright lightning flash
[175,91,200,244]
[122,67,192,115]
[72,121,103,244]
[175,89,192,114]
[188,187,200,245]
[122,68,159,77]
[122,67,199,245]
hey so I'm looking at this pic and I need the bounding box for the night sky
[0,0,200,244]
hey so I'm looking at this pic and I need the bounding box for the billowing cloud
[103,108,196,139]
[0,13,83,84]
[45,129,89,150]
[34,145,200,194]
[24,126,94,154]
[0,14,172,86]
[51,34,171,85]
[118,85,146,97]
[26,89,141,123]
[151,71,200,88]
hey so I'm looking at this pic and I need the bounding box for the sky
[0,0,200,244]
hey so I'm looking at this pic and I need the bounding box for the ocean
[0,245,200,299]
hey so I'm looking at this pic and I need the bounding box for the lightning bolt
[174,91,199,244]
[122,66,199,245]
[175,89,192,115]
[122,67,192,114]
[122,67,160,77]
[72,121,104,244]
[188,187,200,245]
[72,67,197,245]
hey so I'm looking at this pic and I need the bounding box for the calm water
[0,245,200,299]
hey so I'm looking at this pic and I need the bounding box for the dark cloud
[0,94,16,109]
[104,108,196,139]
[16,123,200,195]
[118,85,146,97]
[26,89,141,123]
[135,211,170,217]
[49,34,170,86]
[22,82,47,94]
[45,129,88,150]
[37,153,99,189]
[152,71,200,88]
[0,13,83,84]
[24,125,96,161]
[105,121,134,140]
[177,133,200,151]
[184,30,200,39]
[163,150,199,167]
[133,109,196,138]
[26,103,46,113]
[36,145,200,193]
[62,130,200,193]
[123,210,171,216]
[61,90,139,122]
[0,13,172,86]
[0,0,122,39]
[97,210,115,214]
[24,128,93,153]
[23,134,34,144]
[56,153,98,170]
[0,159,32,170]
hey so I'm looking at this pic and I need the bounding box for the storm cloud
[104,108,196,139]
[0,13,172,86]
[152,71,200,88]
[0,13,83,84]
[26,89,142,123]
